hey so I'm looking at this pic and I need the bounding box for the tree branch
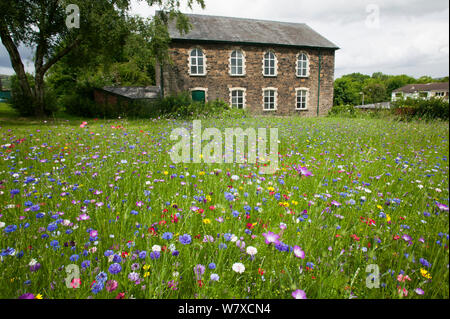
[40,36,82,75]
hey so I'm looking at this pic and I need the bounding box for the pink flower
[293,246,305,259]
[398,287,408,297]
[292,289,307,299]
[80,122,88,128]
[106,280,118,292]
[70,278,81,289]
[262,231,280,245]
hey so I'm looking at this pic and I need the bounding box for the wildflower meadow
[0,116,448,299]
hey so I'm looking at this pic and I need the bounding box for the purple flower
[150,251,160,260]
[436,202,449,211]
[18,293,35,299]
[108,263,122,275]
[128,272,140,283]
[296,166,313,177]
[179,234,192,245]
[193,264,206,280]
[415,288,425,295]
[262,231,280,245]
[293,246,305,259]
[30,263,41,272]
[292,289,307,299]
[402,234,412,242]
[210,274,220,282]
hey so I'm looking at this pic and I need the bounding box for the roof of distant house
[393,82,449,94]
[166,13,339,50]
[99,86,160,100]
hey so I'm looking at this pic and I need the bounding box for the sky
[0,0,448,79]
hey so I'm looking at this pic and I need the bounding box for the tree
[0,0,205,117]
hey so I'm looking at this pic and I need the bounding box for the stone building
[156,13,339,116]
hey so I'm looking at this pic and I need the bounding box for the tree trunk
[0,22,34,102]
[34,73,46,118]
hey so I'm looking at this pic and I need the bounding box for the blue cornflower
[208,263,216,270]
[4,225,17,233]
[162,232,173,240]
[150,251,160,260]
[81,260,91,268]
[30,205,40,212]
[179,234,192,245]
[69,254,79,262]
[104,250,114,257]
[108,263,122,275]
[224,192,234,201]
[138,251,147,259]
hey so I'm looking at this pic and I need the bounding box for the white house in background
[392,82,449,102]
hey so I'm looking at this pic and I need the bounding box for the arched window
[263,52,277,76]
[230,50,245,76]
[297,53,309,77]
[190,49,205,75]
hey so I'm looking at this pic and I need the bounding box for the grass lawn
[0,115,448,299]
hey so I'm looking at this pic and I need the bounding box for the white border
[188,47,207,77]
[229,87,247,109]
[262,87,278,111]
[190,87,209,102]
[296,52,310,78]
[262,51,278,77]
[295,87,310,110]
[229,49,246,77]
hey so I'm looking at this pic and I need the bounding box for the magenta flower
[436,202,449,211]
[262,231,280,245]
[296,166,313,177]
[292,289,307,299]
[331,200,341,207]
[105,280,118,292]
[76,213,90,221]
[293,246,305,259]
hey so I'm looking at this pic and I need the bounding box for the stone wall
[156,42,335,116]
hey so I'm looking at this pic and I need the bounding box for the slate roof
[166,13,339,50]
[100,86,161,100]
[393,82,449,93]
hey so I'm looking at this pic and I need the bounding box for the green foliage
[328,104,358,118]
[9,75,58,117]
[391,97,449,120]
[334,72,447,107]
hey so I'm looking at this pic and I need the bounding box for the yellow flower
[203,219,211,225]
[199,171,205,176]
[377,205,383,210]
[291,200,298,206]
[143,272,150,278]
[267,187,275,192]
[163,171,168,175]
[206,195,212,202]
[386,214,391,223]
[420,268,432,279]
[35,294,43,299]
[143,265,150,270]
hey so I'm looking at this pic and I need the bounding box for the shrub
[328,104,358,118]
[10,75,59,117]
[391,97,449,120]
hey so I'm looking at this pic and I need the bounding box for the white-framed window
[230,50,245,76]
[262,88,278,111]
[435,91,445,97]
[263,51,277,76]
[296,53,309,77]
[189,48,206,76]
[295,88,309,110]
[230,88,246,109]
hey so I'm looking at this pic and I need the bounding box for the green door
[192,90,206,103]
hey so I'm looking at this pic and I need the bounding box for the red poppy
[258,268,265,275]
[122,251,129,258]
[246,223,254,229]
